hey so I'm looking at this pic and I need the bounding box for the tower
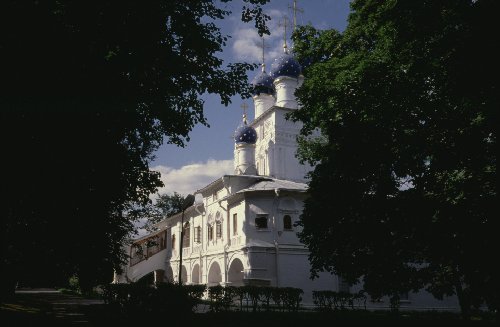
[271,16,302,109]
[270,48,301,109]
[245,11,311,182]
[233,104,258,175]
[251,37,275,119]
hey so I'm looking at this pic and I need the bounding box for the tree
[0,0,269,297]
[291,0,497,317]
[128,192,186,233]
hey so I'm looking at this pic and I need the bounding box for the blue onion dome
[234,116,257,144]
[270,52,302,79]
[251,67,274,96]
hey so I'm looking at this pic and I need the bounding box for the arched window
[233,213,238,235]
[171,234,176,249]
[208,225,214,241]
[216,221,222,239]
[182,223,190,248]
[194,226,202,243]
[283,215,292,230]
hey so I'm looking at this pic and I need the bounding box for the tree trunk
[455,282,471,320]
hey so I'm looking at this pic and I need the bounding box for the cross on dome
[278,15,290,52]
[240,102,248,124]
[289,0,304,32]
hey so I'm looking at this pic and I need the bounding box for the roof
[131,229,165,244]
[236,178,308,194]
[249,105,294,127]
[195,174,266,195]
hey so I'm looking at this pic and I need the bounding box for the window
[171,234,176,249]
[208,225,213,241]
[233,213,238,235]
[216,221,222,239]
[194,226,201,243]
[182,223,190,248]
[255,215,268,229]
[283,215,292,230]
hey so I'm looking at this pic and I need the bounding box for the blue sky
[150,0,351,196]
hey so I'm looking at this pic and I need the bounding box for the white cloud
[151,159,234,196]
[231,9,287,64]
[133,159,234,237]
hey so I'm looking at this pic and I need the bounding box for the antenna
[289,0,304,31]
[278,15,290,52]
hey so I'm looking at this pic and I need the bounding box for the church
[115,38,459,310]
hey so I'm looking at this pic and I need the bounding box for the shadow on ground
[1,288,496,326]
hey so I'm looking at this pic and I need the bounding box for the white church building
[115,43,459,310]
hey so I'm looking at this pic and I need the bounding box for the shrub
[101,282,205,316]
[313,290,367,311]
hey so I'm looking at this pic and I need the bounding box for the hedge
[102,283,304,314]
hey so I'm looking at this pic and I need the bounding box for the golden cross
[256,37,270,70]
[289,0,304,31]
[278,15,290,51]
[261,37,265,67]
[240,102,248,123]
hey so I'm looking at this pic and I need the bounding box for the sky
[150,0,351,197]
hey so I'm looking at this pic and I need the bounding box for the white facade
[117,51,459,310]
[252,105,311,182]
[234,143,257,175]
[274,76,299,109]
[118,175,337,304]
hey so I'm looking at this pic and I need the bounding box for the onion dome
[234,116,257,144]
[270,52,302,79]
[251,67,274,96]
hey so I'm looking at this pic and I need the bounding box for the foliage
[127,192,186,232]
[291,0,497,318]
[0,0,269,297]
[313,290,367,311]
[102,282,205,316]
[224,285,304,312]
[68,275,81,293]
[208,285,234,312]
[102,283,304,315]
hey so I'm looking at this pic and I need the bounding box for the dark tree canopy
[292,0,497,316]
[0,0,269,296]
[128,192,186,233]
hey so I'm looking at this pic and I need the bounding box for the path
[1,288,104,325]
